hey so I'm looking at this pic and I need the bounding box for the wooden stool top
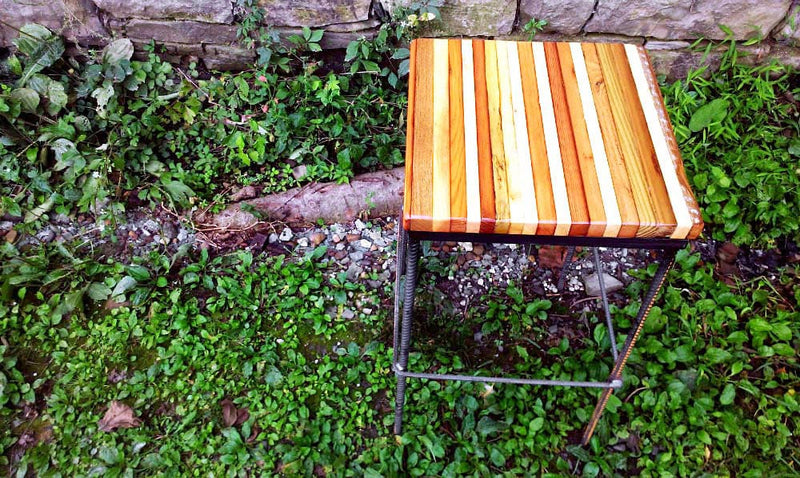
[402,38,703,240]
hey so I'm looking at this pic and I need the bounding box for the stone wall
[2,0,800,77]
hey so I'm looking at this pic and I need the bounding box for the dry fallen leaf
[220,398,249,427]
[98,401,141,432]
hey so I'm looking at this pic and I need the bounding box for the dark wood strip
[596,43,676,238]
[473,40,496,233]
[582,43,639,238]
[449,39,467,233]
[409,38,434,231]
[544,42,590,236]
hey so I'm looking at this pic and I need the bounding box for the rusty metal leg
[581,250,676,445]
[392,222,407,365]
[557,245,577,292]
[394,238,419,435]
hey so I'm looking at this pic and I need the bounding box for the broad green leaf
[87,282,112,301]
[704,347,732,364]
[489,447,506,467]
[689,98,729,132]
[23,193,55,223]
[747,318,772,333]
[102,38,134,66]
[111,276,138,299]
[163,180,195,206]
[46,80,68,115]
[14,24,65,87]
[720,383,735,405]
[10,88,40,112]
[91,83,115,118]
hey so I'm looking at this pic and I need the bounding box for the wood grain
[402,39,417,230]
[408,39,433,231]
[544,42,590,236]
[635,45,704,239]
[507,42,538,235]
[485,40,511,234]
[581,42,639,237]
[461,40,482,234]
[556,42,606,237]
[431,39,451,232]
[497,42,524,234]
[532,42,572,235]
[596,43,675,238]
[473,39,496,233]
[448,39,467,233]
[518,42,556,235]
[570,42,622,238]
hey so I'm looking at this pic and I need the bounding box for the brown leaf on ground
[98,401,142,432]
[220,398,249,427]
[538,245,567,269]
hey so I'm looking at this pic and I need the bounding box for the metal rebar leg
[593,248,618,361]
[581,250,676,445]
[392,223,407,365]
[394,238,419,435]
[557,245,577,292]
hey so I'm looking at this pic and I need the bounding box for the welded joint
[610,379,623,389]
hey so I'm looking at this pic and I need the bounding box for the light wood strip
[497,42,523,234]
[431,39,451,232]
[581,43,639,237]
[485,40,511,234]
[544,42,589,236]
[506,42,538,234]
[409,39,433,231]
[596,43,676,237]
[532,42,571,235]
[448,39,467,233]
[518,42,557,235]
[461,40,482,234]
[473,40,496,233]
[556,42,605,237]
[402,39,417,230]
[569,42,621,238]
[632,44,703,239]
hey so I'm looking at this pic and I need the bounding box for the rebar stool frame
[392,38,703,445]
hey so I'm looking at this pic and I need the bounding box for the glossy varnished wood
[403,38,703,240]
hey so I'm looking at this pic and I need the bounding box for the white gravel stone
[279,227,293,241]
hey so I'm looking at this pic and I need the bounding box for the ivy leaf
[720,383,735,405]
[689,98,729,132]
[87,282,112,301]
[102,38,134,66]
[704,347,732,364]
[163,180,195,207]
[10,88,40,112]
[13,24,65,87]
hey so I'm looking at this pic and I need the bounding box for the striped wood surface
[402,39,703,240]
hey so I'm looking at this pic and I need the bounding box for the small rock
[332,234,343,243]
[354,219,366,231]
[292,165,308,180]
[346,263,362,281]
[334,250,347,260]
[142,219,159,234]
[309,232,327,246]
[0,221,13,233]
[539,245,567,269]
[350,250,365,262]
[128,230,139,240]
[342,308,356,320]
[297,237,309,247]
[583,272,624,296]
[359,239,371,249]
[5,229,17,243]
[177,228,189,242]
[268,233,279,244]
[279,227,293,241]
[161,222,178,240]
[35,228,55,243]
[346,233,361,243]
[472,244,485,256]
[367,280,383,289]
[363,307,373,315]
[230,185,257,202]
[459,242,473,252]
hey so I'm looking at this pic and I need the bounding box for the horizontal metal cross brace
[394,365,623,389]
